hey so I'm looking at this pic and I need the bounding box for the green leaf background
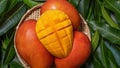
[0,0,120,68]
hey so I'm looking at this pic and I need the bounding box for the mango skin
[15,19,54,68]
[40,0,81,30]
[55,31,91,68]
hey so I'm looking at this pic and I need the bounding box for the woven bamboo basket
[14,4,91,68]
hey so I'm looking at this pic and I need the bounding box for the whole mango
[15,19,54,68]
[55,31,91,68]
[40,0,81,30]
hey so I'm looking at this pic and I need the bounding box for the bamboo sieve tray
[14,4,91,68]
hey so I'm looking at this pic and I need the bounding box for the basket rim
[14,4,91,68]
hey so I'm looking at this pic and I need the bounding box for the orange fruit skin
[15,19,54,68]
[40,0,81,30]
[55,31,91,68]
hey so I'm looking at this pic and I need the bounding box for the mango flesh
[36,10,73,58]
[15,19,54,68]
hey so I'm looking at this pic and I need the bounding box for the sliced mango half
[36,10,73,58]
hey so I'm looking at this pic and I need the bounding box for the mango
[40,0,82,30]
[15,19,54,68]
[36,10,73,58]
[55,31,91,68]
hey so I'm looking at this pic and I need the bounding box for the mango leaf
[100,5,120,30]
[0,4,27,36]
[100,39,111,68]
[23,0,39,8]
[107,49,120,67]
[0,0,7,15]
[105,42,120,67]
[69,0,80,7]
[0,65,8,68]
[0,0,22,22]
[3,33,15,65]
[1,36,10,51]
[93,55,104,68]
[6,0,21,12]
[85,38,104,68]
[92,30,100,51]
[104,0,120,17]
[77,0,92,19]
[0,0,8,22]
[105,0,120,24]
[8,61,23,68]
[89,20,120,45]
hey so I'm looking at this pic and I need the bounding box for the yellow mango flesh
[36,10,73,58]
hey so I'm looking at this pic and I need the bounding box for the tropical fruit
[36,10,73,58]
[40,0,81,30]
[15,19,54,68]
[55,31,91,68]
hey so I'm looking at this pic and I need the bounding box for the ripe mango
[15,19,54,68]
[40,0,81,30]
[36,10,73,58]
[55,31,91,68]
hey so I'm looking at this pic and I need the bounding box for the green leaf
[2,36,10,51]
[100,39,110,68]
[69,0,80,7]
[0,0,22,22]
[105,0,120,16]
[8,61,23,68]
[89,20,120,45]
[77,0,92,19]
[93,55,104,68]
[0,65,8,68]
[105,0,120,24]
[106,43,120,67]
[3,33,15,65]
[92,30,100,51]
[0,4,27,36]
[0,0,8,15]
[23,0,39,8]
[108,50,120,68]
[93,0,101,22]
[7,0,21,12]
[101,5,120,30]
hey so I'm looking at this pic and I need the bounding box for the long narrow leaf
[108,51,120,68]
[23,0,39,8]
[8,61,24,68]
[101,5,120,30]
[92,30,100,51]
[89,20,120,45]
[100,39,111,68]
[0,0,7,15]
[3,33,15,64]
[2,36,10,51]
[105,42,120,67]
[77,0,92,19]
[93,55,104,68]
[105,0,120,24]
[105,0,120,16]
[0,4,27,36]
[69,0,80,7]
[93,45,105,68]
[7,0,20,12]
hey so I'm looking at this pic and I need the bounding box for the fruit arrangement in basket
[14,0,91,68]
